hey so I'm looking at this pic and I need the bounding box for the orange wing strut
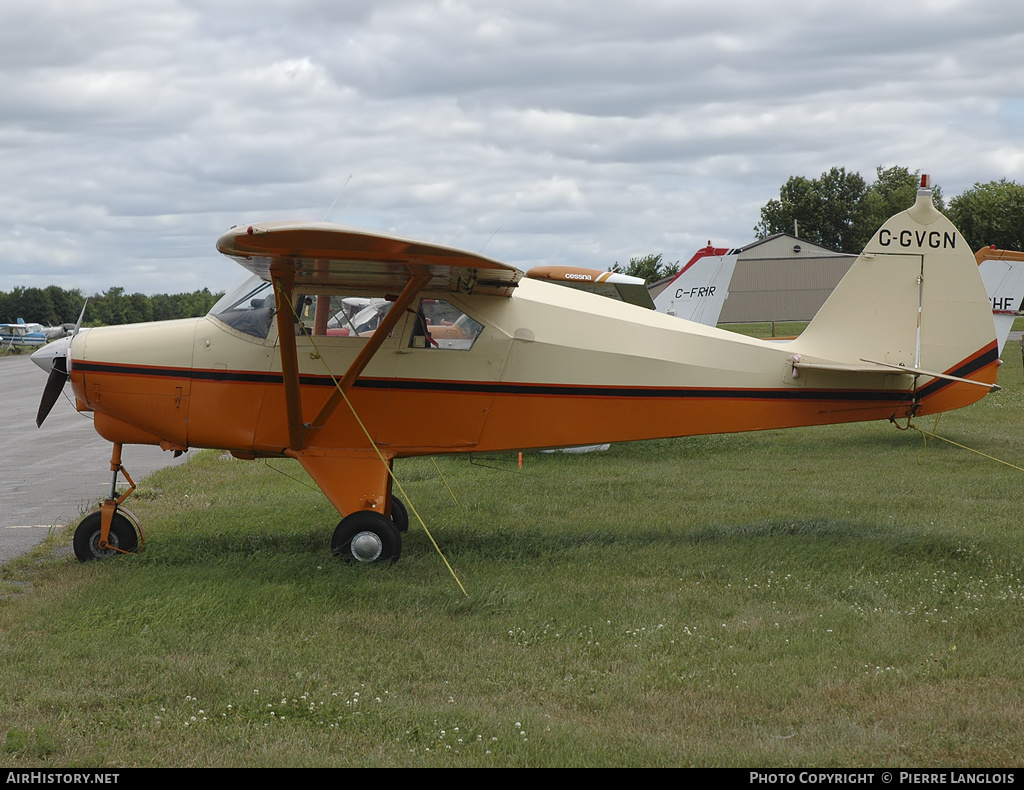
[271,267,304,450]
[271,266,432,451]
[306,271,432,442]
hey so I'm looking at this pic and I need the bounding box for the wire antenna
[446,214,484,246]
[480,225,502,254]
[324,175,353,221]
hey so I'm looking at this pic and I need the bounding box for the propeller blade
[36,356,68,427]
[72,298,88,336]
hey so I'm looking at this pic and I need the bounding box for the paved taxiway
[1,353,189,565]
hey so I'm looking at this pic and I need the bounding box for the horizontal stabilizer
[788,356,1000,392]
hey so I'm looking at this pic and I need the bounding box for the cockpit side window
[319,297,393,337]
[409,299,484,350]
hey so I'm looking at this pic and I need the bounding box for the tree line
[0,285,223,327]
[755,166,1024,254]
[615,166,1024,286]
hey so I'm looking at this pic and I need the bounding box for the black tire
[390,495,409,533]
[73,511,138,563]
[332,511,402,564]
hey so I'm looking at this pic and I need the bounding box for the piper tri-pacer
[32,177,1001,564]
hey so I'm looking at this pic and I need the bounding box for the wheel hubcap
[88,531,119,559]
[350,531,383,562]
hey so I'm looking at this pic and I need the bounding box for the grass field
[2,346,1024,767]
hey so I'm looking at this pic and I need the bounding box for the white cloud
[2,0,1024,295]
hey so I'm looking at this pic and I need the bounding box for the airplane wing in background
[525,266,655,309]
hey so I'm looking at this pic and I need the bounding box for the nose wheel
[73,510,139,562]
[71,442,144,563]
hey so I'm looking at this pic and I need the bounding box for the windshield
[209,275,275,339]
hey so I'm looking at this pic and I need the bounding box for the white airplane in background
[533,244,736,324]
[1,301,86,349]
[1,320,49,347]
[976,248,1024,355]
[653,244,739,325]
[0,320,79,347]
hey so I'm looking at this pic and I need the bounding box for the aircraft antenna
[323,175,353,221]
[479,225,503,254]
[446,214,484,246]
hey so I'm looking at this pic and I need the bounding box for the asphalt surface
[1,353,189,566]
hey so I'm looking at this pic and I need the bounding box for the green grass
[3,355,1024,767]
[719,321,809,338]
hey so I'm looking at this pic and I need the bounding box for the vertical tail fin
[976,247,1024,355]
[653,244,738,326]
[794,180,997,401]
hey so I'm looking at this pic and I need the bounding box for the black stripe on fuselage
[74,360,917,403]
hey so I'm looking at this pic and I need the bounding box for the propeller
[36,352,68,427]
[33,298,88,427]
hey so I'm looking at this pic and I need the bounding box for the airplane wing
[525,266,656,309]
[217,222,524,451]
[217,222,522,297]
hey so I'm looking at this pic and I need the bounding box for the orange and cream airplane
[33,178,1001,564]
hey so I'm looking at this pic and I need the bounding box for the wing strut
[306,270,432,439]
[271,265,432,450]
[271,268,305,450]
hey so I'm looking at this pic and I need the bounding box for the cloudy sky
[2,0,1023,297]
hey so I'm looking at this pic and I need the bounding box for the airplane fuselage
[68,276,994,463]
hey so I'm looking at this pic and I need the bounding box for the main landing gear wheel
[73,511,139,562]
[390,495,409,533]
[332,511,402,564]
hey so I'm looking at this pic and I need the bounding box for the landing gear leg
[73,443,143,563]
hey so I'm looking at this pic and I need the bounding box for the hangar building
[718,234,855,323]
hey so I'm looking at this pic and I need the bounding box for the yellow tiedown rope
[280,288,468,595]
[909,415,1024,473]
[430,457,461,507]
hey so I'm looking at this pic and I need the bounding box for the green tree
[9,287,56,324]
[609,253,680,284]
[947,179,1024,252]
[1,286,223,327]
[90,286,129,325]
[756,166,951,253]
[126,292,154,324]
[44,285,85,324]
[755,167,868,253]
[860,166,944,239]
[0,287,23,322]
